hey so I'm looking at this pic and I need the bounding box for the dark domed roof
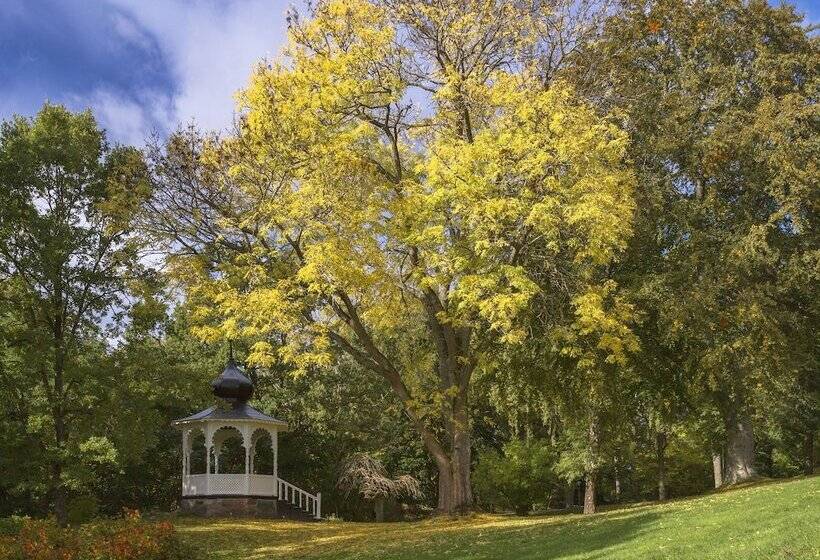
[210,359,253,404]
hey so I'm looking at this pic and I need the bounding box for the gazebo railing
[279,478,321,519]
[182,474,277,497]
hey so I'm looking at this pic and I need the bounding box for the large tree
[0,104,149,524]
[143,0,636,513]
[571,0,818,484]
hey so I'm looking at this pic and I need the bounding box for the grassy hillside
[176,476,819,560]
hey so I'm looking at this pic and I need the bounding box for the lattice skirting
[180,496,279,518]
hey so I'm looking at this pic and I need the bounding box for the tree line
[0,0,816,526]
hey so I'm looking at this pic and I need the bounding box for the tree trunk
[583,474,597,514]
[52,461,67,527]
[52,307,69,527]
[712,451,723,488]
[656,431,668,501]
[374,498,384,522]
[723,409,756,485]
[583,416,599,515]
[434,440,472,514]
[564,483,575,508]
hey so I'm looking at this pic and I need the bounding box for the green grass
[175,476,819,560]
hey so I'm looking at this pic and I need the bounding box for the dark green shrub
[0,516,28,536]
[474,439,560,515]
[67,495,99,526]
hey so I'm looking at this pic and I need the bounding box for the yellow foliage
[173,0,637,378]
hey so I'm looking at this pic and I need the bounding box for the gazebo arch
[174,358,320,519]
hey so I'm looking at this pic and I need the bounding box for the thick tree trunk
[712,451,723,488]
[583,474,597,514]
[564,483,575,508]
[434,436,472,514]
[435,458,472,514]
[723,409,756,485]
[656,431,668,501]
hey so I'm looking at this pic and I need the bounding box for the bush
[0,517,28,537]
[474,439,560,515]
[2,515,201,560]
[67,496,99,526]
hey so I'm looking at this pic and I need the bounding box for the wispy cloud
[0,0,289,144]
[109,0,289,134]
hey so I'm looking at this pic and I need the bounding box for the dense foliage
[0,513,199,560]
[0,0,816,524]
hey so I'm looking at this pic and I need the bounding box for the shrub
[4,516,200,560]
[0,517,28,537]
[474,439,560,515]
[67,496,99,526]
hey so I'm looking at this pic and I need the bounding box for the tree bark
[583,474,597,514]
[723,409,756,485]
[52,461,67,527]
[712,451,723,488]
[52,301,69,527]
[433,422,472,515]
[583,416,599,514]
[656,431,668,501]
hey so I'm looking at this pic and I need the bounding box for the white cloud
[108,0,290,135]
[69,88,174,146]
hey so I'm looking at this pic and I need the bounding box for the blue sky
[1,0,290,144]
[1,0,817,145]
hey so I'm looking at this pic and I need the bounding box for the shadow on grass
[175,507,662,560]
[378,509,662,560]
[174,476,819,560]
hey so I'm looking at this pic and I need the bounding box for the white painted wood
[176,419,318,517]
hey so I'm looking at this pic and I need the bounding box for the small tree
[337,453,421,521]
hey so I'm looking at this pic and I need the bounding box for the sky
[1,0,817,146]
[0,0,290,145]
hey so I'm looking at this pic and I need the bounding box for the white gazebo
[174,358,321,519]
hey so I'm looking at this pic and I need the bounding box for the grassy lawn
[176,476,819,560]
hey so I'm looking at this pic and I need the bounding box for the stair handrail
[278,477,321,519]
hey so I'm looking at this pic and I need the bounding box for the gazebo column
[272,429,279,495]
[181,430,189,495]
[213,442,221,474]
[205,424,213,495]
[242,425,251,495]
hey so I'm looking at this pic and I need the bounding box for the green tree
[572,0,818,485]
[0,104,149,524]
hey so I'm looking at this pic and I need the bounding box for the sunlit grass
[175,475,819,560]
